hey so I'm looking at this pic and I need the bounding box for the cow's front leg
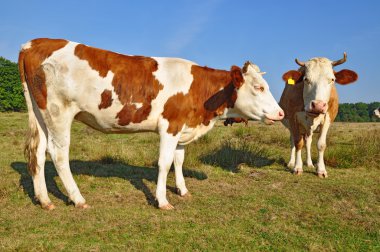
[287,135,296,169]
[294,134,304,175]
[316,116,331,178]
[156,132,180,210]
[174,145,190,197]
[305,133,314,168]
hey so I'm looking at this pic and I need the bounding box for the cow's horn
[295,58,305,67]
[332,52,347,67]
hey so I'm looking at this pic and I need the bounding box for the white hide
[303,58,336,113]
[229,63,284,122]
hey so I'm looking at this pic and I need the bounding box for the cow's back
[20,38,230,136]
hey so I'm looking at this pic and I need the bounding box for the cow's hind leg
[23,83,54,210]
[26,108,54,210]
[45,109,88,208]
[174,145,190,198]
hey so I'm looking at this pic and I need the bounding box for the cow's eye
[330,78,335,83]
[304,78,310,84]
[255,86,264,92]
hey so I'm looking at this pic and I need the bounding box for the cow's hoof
[75,203,90,209]
[317,172,328,178]
[294,169,303,175]
[287,162,295,169]
[42,203,55,211]
[159,203,175,210]
[180,192,192,199]
[176,188,191,198]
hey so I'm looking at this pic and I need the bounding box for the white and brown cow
[279,53,358,177]
[19,38,284,210]
[374,107,380,118]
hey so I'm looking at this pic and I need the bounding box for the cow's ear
[230,65,244,88]
[282,70,303,84]
[204,83,235,111]
[334,69,358,85]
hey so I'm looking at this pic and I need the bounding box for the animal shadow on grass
[11,158,207,207]
[200,141,275,173]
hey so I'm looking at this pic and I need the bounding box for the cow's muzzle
[307,100,327,116]
[264,110,284,125]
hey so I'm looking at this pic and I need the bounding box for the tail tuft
[24,119,39,175]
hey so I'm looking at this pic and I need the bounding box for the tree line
[0,57,379,122]
[336,102,380,122]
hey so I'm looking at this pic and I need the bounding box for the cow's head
[282,53,358,117]
[226,61,284,124]
[374,107,380,119]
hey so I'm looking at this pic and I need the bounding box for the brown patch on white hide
[74,44,164,126]
[162,65,243,135]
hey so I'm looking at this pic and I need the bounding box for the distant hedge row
[335,102,380,122]
[0,57,379,121]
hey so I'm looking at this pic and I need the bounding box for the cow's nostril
[279,111,284,117]
[311,102,316,108]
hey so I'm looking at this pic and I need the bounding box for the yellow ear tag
[287,78,295,85]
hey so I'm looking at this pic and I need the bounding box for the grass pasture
[0,112,379,251]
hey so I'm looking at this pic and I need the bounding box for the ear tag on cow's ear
[287,78,295,85]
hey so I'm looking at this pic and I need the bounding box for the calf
[19,38,284,210]
[279,53,358,177]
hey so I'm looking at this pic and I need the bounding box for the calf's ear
[282,70,303,83]
[334,69,358,85]
[230,66,244,88]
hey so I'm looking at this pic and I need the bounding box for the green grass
[0,112,379,251]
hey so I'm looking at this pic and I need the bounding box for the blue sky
[1,0,379,102]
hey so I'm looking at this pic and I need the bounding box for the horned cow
[19,38,284,210]
[279,53,358,177]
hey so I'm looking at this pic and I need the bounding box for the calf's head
[226,61,284,124]
[283,53,358,116]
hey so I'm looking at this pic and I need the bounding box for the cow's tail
[19,46,40,176]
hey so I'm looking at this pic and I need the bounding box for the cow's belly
[178,121,216,145]
[74,111,158,133]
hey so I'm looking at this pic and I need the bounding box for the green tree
[0,57,26,112]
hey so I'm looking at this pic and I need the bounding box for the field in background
[0,112,379,251]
